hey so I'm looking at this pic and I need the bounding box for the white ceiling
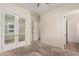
[15,3,62,15]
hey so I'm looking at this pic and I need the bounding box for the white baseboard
[41,40,64,49]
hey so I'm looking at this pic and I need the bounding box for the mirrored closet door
[17,17,26,47]
[0,12,26,52]
[2,12,17,52]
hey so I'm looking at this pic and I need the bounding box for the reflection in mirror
[5,13,15,34]
[18,34,25,42]
[4,13,15,44]
[5,35,15,44]
[18,17,25,42]
[19,18,25,26]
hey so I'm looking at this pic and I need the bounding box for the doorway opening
[65,11,79,51]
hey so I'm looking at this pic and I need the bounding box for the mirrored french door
[17,17,26,47]
[1,12,26,52]
[2,12,17,52]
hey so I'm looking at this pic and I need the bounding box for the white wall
[40,4,79,48]
[0,4,32,45]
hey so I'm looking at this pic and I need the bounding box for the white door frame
[64,16,68,47]
[0,12,1,53]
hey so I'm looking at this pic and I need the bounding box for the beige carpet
[0,41,79,56]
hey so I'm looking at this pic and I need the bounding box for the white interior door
[33,20,39,41]
[2,12,17,52]
[17,17,26,47]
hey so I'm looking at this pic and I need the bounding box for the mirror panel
[18,34,25,42]
[5,35,15,44]
[18,18,25,42]
[4,13,15,44]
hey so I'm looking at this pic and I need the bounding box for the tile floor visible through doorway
[0,41,79,56]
